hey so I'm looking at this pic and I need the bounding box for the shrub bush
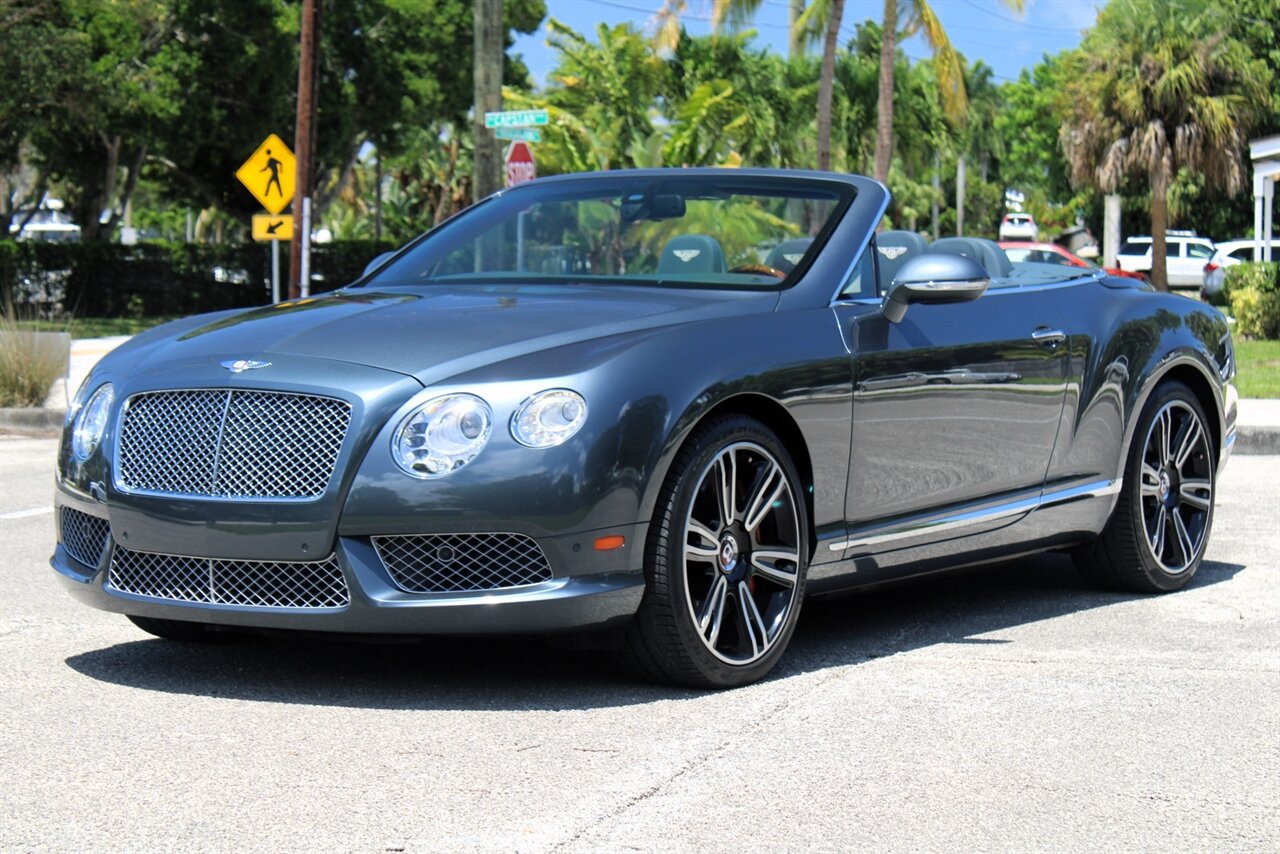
[0,239,397,320]
[1224,262,1280,340]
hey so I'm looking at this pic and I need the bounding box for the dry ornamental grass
[0,318,70,408]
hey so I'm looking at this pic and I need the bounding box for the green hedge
[0,240,397,319]
[1224,261,1280,340]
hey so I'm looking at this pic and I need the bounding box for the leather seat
[764,238,814,274]
[876,230,929,293]
[658,235,727,274]
[927,237,1013,279]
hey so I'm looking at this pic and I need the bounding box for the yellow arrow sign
[252,213,293,241]
[236,134,296,215]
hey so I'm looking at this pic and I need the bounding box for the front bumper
[52,496,647,636]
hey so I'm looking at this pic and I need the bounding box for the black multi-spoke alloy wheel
[1074,381,1216,593]
[622,415,808,688]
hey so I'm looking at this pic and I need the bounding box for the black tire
[1073,381,1216,593]
[127,614,236,642]
[621,415,809,688]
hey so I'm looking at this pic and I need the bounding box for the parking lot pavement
[2,438,1277,852]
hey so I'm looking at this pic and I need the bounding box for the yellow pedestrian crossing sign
[236,133,295,214]
[252,213,293,241]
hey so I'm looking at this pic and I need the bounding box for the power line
[956,0,1090,32]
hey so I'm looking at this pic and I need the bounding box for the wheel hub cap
[718,536,739,572]
[1158,470,1171,501]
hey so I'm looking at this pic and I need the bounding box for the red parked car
[999,241,1145,281]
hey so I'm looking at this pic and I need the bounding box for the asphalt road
[2,437,1277,852]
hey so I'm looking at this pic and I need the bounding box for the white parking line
[0,507,53,520]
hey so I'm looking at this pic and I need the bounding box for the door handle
[1032,328,1067,349]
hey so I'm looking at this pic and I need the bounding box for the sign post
[235,134,296,215]
[238,135,298,305]
[504,141,537,187]
[251,214,294,304]
[484,109,549,129]
[495,127,542,143]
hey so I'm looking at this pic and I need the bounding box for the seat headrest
[876,230,929,293]
[764,238,815,274]
[927,237,1012,278]
[658,234,726,274]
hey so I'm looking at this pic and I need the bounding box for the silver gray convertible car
[53,169,1237,688]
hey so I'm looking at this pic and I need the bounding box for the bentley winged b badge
[220,359,272,374]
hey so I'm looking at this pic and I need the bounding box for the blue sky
[512,0,1097,87]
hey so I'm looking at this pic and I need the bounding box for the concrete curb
[0,408,65,437]
[1236,423,1280,455]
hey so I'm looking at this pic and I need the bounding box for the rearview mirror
[881,253,989,323]
[362,251,395,279]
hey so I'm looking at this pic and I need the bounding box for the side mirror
[362,250,395,279]
[881,253,990,323]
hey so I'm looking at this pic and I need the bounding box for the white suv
[1115,232,1216,290]
[998,213,1038,241]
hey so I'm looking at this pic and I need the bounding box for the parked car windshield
[363,175,854,290]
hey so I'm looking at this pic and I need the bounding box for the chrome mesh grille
[108,547,349,608]
[373,533,553,593]
[60,507,111,568]
[117,389,351,499]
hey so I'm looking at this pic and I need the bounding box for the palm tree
[1061,0,1270,291]
[472,0,504,200]
[956,60,1003,234]
[654,0,767,52]
[871,0,1022,184]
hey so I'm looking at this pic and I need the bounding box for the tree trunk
[1150,168,1169,292]
[472,0,504,201]
[788,0,804,58]
[931,149,940,241]
[815,0,845,172]
[872,0,898,184]
[955,154,966,236]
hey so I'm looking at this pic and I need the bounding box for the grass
[1235,338,1280,399]
[0,316,70,407]
[14,315,177,339]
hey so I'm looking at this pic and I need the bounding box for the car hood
[106,284,778,386]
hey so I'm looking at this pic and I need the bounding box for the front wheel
[622,415,809,688]
[1074,381,1216,592]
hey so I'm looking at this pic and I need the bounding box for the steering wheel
[729,264,789,279]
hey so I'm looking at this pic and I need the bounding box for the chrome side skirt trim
[828,478,1122,553]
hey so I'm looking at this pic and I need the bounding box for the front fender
[1047,284,1233,490]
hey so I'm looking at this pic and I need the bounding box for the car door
[833,263,1069,555]
[1180,241,1214,288]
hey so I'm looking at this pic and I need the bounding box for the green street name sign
[485,109,549,129]
[495,127,542,142]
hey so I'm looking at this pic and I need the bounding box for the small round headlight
[392,393,492,478]
[72,383,114,461]
[511,389,587,448]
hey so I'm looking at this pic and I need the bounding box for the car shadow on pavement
[64,552,1245,710]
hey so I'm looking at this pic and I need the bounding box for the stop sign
[504,141,536,187]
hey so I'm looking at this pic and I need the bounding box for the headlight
[71,383,114,461]
[511,389,587,448]
[392,393,492,478]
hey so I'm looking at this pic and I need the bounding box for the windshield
[363,174,853,290]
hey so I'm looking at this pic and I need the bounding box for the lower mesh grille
[372,533,553,593]
[108,547,349,608]
[60,507,111,568]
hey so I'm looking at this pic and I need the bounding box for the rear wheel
[127,615,237,642]
[622,415,808,688]
[1074,381,1215,592]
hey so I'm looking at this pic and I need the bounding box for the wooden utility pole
[289,0,319,299]
[472,0,504,202]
